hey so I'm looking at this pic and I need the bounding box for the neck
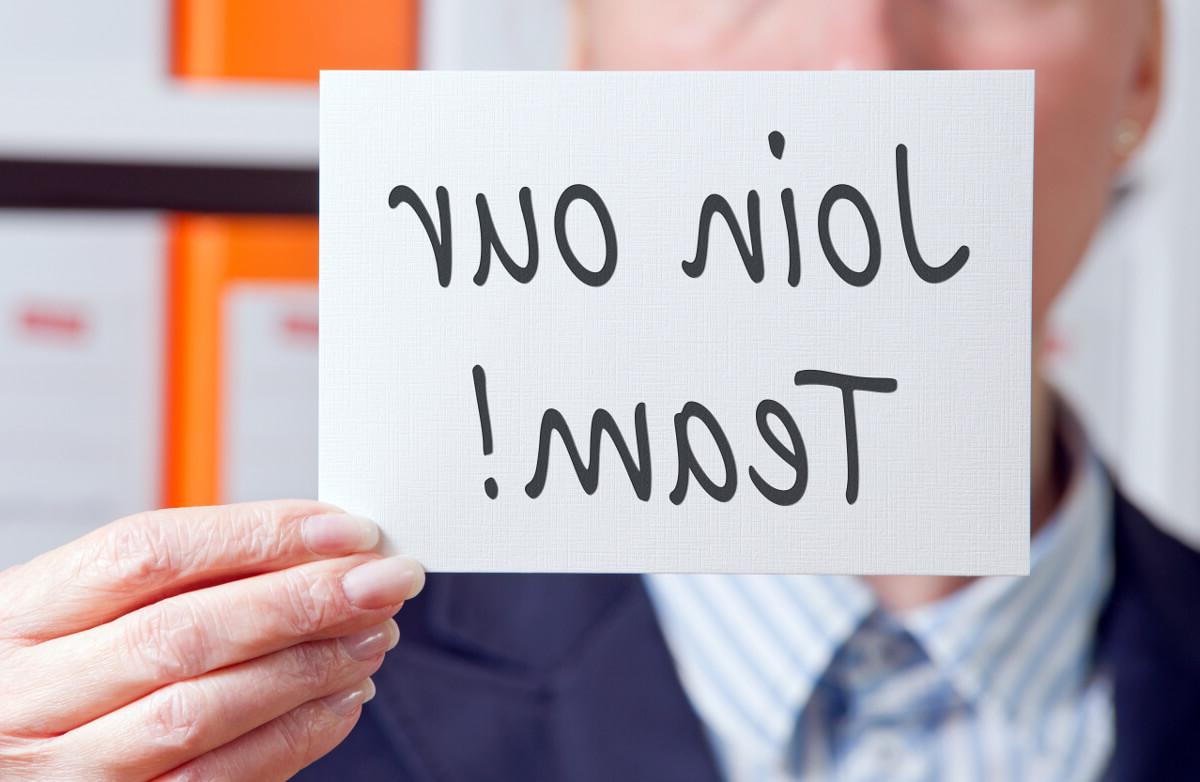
[863,369,1066,611]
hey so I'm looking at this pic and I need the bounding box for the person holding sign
[0,1,1194,781]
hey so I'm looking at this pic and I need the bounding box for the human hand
[0,500,423,781]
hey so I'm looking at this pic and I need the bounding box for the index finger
[0,499,380,641]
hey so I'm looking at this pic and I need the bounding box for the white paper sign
[320,71,1032,574]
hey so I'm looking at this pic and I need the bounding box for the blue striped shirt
[645,448,1114,781]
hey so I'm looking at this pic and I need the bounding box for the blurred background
[0,0,1195,569]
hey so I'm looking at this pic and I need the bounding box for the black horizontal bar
[0,159,317,214]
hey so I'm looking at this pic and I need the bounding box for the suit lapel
[367,573,722,781]
[341,484,1200,782]
[1101,487,1200,780]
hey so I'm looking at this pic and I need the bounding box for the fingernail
[323,679,375,717]
[340,619,400,661]
[341,556,425,609]
[302,514,379,555]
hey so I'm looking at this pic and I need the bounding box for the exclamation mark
[472,365,499,499]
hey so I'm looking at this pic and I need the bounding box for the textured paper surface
[320,71,1032,574]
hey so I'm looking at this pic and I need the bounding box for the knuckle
[91,516,182,594]
[128,600,210,681]
[278,569,343,637]
[244,506,281,561]
[143,686,207,756]
[209,503,278,564]
[217,500,329,563]
[274,708,320,761]
[288,641,345,689]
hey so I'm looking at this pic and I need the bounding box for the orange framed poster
[173,0,420,83]
[165,215,318,507]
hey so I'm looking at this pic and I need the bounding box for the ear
[1114,0,1164,164]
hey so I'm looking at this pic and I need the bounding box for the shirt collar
[645,410,1114,758]
[645,569,874,755]
[904,433,1113,724]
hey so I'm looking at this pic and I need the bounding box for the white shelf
[0,74,317,167]
[0,0,317,167]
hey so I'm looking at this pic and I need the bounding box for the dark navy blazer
[300,486,1200,781]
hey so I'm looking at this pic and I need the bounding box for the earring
[1114,118,1142,157]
